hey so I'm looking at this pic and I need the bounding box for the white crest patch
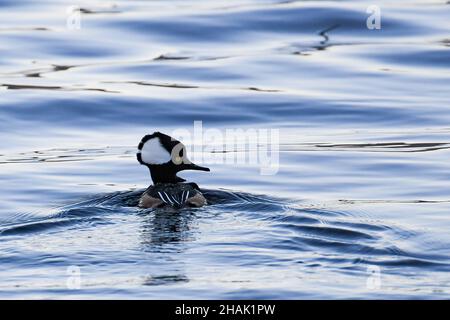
[139,137,171,165]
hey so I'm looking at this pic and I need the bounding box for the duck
[136,132,210,209]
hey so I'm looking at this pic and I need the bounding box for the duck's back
[139,183,207,208]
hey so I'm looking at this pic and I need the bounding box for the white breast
[139,137,171,165]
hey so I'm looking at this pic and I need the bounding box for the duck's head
[137,132,210,184]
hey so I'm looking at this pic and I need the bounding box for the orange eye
[174,156,182,164]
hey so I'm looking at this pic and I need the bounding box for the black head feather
[137,132,210,184]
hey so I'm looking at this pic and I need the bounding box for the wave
[2,188,448,272]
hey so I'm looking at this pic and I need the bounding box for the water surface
[0,0,450,299]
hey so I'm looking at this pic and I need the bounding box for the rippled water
[1,0,450,299]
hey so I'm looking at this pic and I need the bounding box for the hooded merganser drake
[137,132,210,209]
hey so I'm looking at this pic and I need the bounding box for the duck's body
[136,132,210,209]
[138,182,207,209]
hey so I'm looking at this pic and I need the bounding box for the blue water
[1,0,450,299]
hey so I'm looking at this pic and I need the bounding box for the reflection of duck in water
[137,132,210,209]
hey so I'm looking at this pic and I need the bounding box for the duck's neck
[149,166,185,184]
